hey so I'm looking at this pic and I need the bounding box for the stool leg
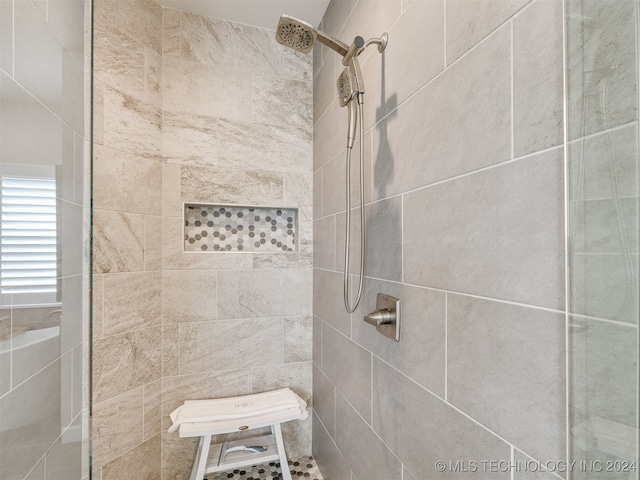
[190,434,212,480]
[272,424,292,480]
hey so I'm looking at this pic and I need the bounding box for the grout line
[510,20,515,160]
[444,292,448,402]
[373,353,544,466]
[510,446,515,480]
[313,266,567,316]
[400,194,404,283]
[561,0,571,469]
[11,0,15,77]
[315,143,565,222]
[443,0,447,68]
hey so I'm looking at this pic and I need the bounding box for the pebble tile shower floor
[207,457,323,480]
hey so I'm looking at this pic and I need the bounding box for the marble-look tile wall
[92,0,164,476]
[160,11,312,479]
[92,1,313,478]
[313,0,568,478]
[0,0,91,479]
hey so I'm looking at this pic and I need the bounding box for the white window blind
[1,176,58,299]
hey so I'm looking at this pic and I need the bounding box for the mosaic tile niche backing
[184,204,297,252]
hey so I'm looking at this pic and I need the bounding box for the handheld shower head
[337,69,355,107]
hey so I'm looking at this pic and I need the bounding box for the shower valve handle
[364,308,395,326]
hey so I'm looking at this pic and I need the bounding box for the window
[1,173,58,305]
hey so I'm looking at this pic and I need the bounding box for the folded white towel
[168,388,307,434]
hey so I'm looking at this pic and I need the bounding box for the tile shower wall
[92,1,313,478]
[0,0,91,479]
[312,0,567,479]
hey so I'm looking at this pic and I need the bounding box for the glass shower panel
[0,0,92,479]
[566,0,639,478]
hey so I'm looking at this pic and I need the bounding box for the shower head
[276,14,348,57]
[276,15,316,53]
[337,68,355,107]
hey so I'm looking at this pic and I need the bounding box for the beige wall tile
[312,268,351,335]
[339,0,401,51]
[93,327,162,403]
[513,0,563,157]
[252,253,313,269]
[92,387,144,469]
[322,325,371,422]
[178,319,283,374]
[282,44,313,82]
[373,358,511,478]
[93,145,162,215]
[102,435,160,480]
[102,86,161,160]
[312,365,335,437]
[313,216,336,271]
[144,215,163,271]
[217,270,286,319]
[251,361,313,405]
[93,210,144,274]
[163,60,252,121]
[313,56,337,125]
[320,152,347,216]
[312,414,352,480]
[351,278,447,397]
[143,380,163,441]
[94,0,162,55]
[448,294,566,464]
[218,119,312,174]
[145,47,162,104]
[162,111,218,166]
[93,275,105,339]
[313,99,345,171]
[372,24,511,199]
[180,12,281,76]
[162,270,217,323]
[161,163,182,218]
[93,26,146,101]
[403,148,565,309]
[103,272,162,336]
[181,166,283,205]
[252,76,312,129]
[162,8,181,58]
[162,323,180,377]
[335,392,402,480]
[361,0,445,130]
[93,82,105,146]
[446,0,531,64]
[284,315,313,363]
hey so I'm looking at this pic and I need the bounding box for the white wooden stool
[168,388,308,480]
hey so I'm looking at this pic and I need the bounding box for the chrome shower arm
[364,33,388,53]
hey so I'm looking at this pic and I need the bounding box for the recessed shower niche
[184,204,298,252]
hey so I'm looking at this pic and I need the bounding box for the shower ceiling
[154,0,330,29]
